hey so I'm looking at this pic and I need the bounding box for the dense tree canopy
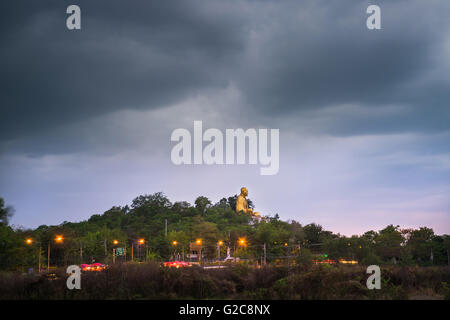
[0,193,449,271]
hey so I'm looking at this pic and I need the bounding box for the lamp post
[112,240,119,264]
[47,235,64,272]
[172,241,178,260]
[131,238,145,262]
[139,238,145,262]
[196,239,202,263]
[25,238,42,272]
[217,241,223,261]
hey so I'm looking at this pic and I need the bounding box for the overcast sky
[1,0,449,235]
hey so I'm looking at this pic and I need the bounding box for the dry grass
[0,263,449,300]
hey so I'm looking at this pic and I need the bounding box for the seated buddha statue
[236,187,260,217]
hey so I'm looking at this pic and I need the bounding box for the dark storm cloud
[1,1,449,233]
[0,0,246,144]
[1,0,450,155]
[236,0,450,134]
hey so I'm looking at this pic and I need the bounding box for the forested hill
[0,193,449,270]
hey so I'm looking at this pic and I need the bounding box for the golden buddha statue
[236,187,260,217]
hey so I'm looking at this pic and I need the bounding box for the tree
[214,198,229,209]
[375,225,404,263]
[131,192,172,213]
[303,223,323,244]
[0,197,14,226]
[407,227,435,264]
[192,218,220,259]
[443,235,450,266]
[194,196,212,215]
[0,223,21,270]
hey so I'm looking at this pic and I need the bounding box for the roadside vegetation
[0,263,449,300]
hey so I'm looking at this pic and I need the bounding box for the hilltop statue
[236,187,260,218]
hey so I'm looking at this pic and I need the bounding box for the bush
[361,252,383,266]
[0,264,449,300]
[296,248,313,266]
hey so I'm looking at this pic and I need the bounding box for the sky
[0,0,449,236]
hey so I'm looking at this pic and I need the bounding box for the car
[80,263,107,271]
[163,261,192,268]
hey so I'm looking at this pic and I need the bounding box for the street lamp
[173,241,186,261]
[195,239,202,263]
[171,241,179,261]
[131,238,146,262]
[25,238,42,272]
[111,240,120,263]
[46,234,64,272]
[238,237,247,247]
[217,240,224,260]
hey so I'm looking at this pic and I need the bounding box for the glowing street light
[113,240,119,245]
[25,238,43,272]
[196,239,202,245]
[284,242,288,247]
[217,240,224,260]
[55,235,64,243]
[172,241,178,246]
[238,237,247,247]
[138,238,145,245]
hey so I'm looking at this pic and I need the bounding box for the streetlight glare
[139,238,145,245]
[55,235,64,243]
[113,240,119,245]
[218,241,223,246]
[25,238,33,245]
[172,241,178,246]
[238,237,247,247]
[196,239,202,245]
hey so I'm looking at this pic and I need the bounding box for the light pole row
[25,235,63,272]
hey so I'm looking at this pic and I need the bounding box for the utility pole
[131,244,134,262]
[165,219,168,237]
[263,243,267,266]
[47,242,50,272]
[104,239,107,257]
[217,243,220,261]
[38,246,42,273]
[145,244,148,262]
[430,247,434,263]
